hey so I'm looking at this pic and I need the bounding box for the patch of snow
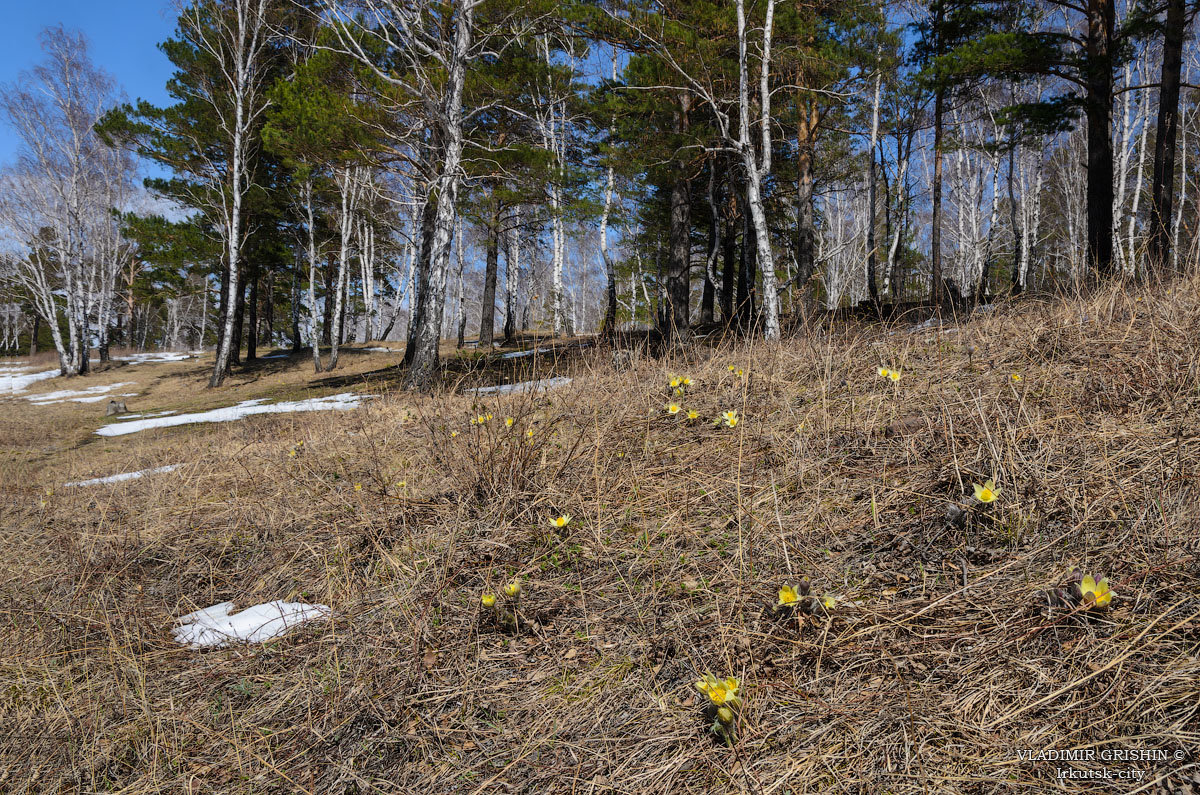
[172,600,331,649]
[96,392,369,437]
[364,347,399,353]
[65,464,183,488]
[472,377,572,395]
[260,353,290,360]
[116,410,177,420]
[26,382,136,405]
[114,352,194,364]
[3,368,60,395]
[500,347,552,360]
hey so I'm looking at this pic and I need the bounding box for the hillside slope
[2,285,1198,793]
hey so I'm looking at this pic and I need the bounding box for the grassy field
[1,284,1198,793]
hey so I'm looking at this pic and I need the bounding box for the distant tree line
[1,0,1197,388]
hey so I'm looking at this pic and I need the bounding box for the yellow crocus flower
[1080,575,1112,608]
[972,479,1000,503]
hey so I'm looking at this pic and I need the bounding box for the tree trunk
[247,266,259,361]
[663,93,692,341]
[291,263,302,352]
[1085,0,1116,278]
[479,198,500,348]
[321,255,334,346]
[722,208,736,323]
[1148,0,1187,275]
[231,273,246,366]
[504,206,519,344]
[795,103,818,291]
[404,4,472,391]
[866,68,882,305]
[931,86,945,309]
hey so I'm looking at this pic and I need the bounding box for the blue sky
[0,1,176,165]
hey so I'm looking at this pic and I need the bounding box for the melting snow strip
[3,368,60,395]
[26,382,136,405]
[172,601,332,649]
[472,377,572,395]
[95,392,369,436]
[65,464,183,488]
[500,347,553,360]
[113,352,194,363]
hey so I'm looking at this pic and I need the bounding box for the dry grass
[1,283,1199,793]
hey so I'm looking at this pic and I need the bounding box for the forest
[0,0,1196,389]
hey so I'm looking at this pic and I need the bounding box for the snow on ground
[364,347,399,353]
[501,347,552,360]
[96,392,369,436]
[172,601,332,649]
[65,464,183,488]
[2,367,60,395]
[472,377,572,395]
[113,352,195,364]
[26,382,137,405]
[116,410,177,420]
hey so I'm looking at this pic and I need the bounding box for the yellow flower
[1011,374,1023,382]
[526,428,534,438]
[728,365,736,372]
[669,376,682,388]
[778,585,800,607]
[469,417,477,425]
[888,369,901,382]
[716,706,734,724]
[451,430,460,438]
[288,449,297,458]
[486,413,493,420]
[481,593,497,608]
[822,594,836,611]
[877,367,891,378]
[972,479,1000,504]
[735,368,744,377]
[667,403,681,415]
[695,674,742,709]
[721,410,739,428]
[681,377,693,387]
[1080,575,1112,608]
[504,581,521,598]
[552,514,571,528]
[396,480,406,488]
[686,409,699,421]
[354,483,362,492]
[505,417,515,428]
